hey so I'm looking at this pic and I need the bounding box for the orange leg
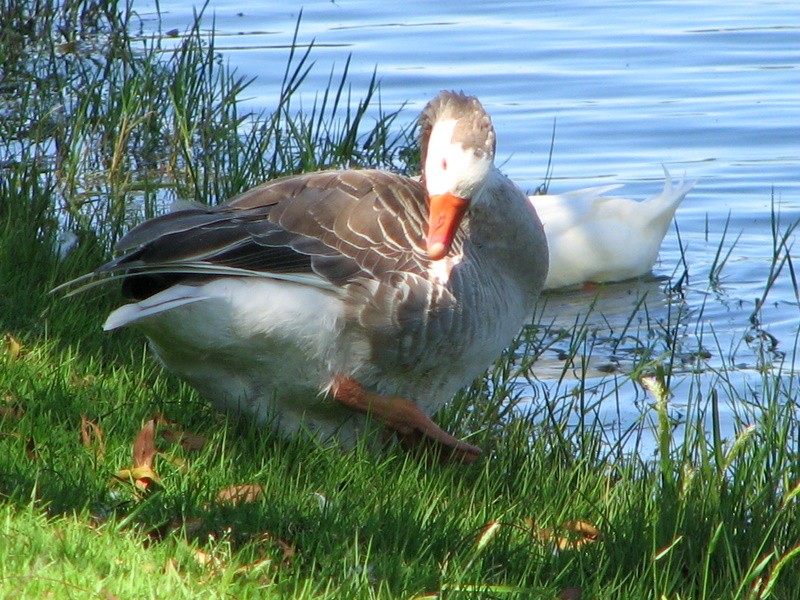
[331,376,482,464]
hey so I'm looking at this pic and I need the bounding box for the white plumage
[531,169,694,289]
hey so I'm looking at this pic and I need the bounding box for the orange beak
[426,192,469,260]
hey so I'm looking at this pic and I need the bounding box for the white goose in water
[61,91,548,463]
[530,170,694,290]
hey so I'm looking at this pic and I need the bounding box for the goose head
[419,91,497,260]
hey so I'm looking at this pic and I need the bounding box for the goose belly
[112,278,370,443]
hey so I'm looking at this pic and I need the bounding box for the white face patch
[424,119,492,200]
[424,119,458,196]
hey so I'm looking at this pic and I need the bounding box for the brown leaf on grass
[112,418,161,492]
[0,402,24,422]
[559,586,583,600]
[475,520,502,552]
[1,391,24,422]
[133,417,158,469]
[180,517,208,540]
[162,516,214,548]
[160,427,208,452]
[3,333,22,360]
[114,465,161,492]
[193,548,216,569]
[163,557,180,575]
[278,538,296,566]
[257,531,297,568]
[69,373,97,388]
[216,483,265,506]
[526,519,600,551]
[231,532,296,581]
[234,556,276,585]
[563,520,600,540]
[80,415,106,459]
[25,436,37,461]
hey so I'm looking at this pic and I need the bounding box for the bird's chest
[373,272,527,386]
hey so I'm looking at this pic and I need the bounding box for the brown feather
[99,170,440,300]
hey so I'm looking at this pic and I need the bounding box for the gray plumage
[58,91,549,448]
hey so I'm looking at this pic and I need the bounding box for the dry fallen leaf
[114,465,161,491]
[475,520,503,553]
[133,418,158,469]
[160,427,208,452]
[559,586,583,600]
[234,556,275,584]
[526,519,600,551]
[257,531,297,568]
[80,415,106,459]
[563,520,600,541]
[216,483,265,506]
[193,548,215,569]
[25,436,37,461]
[69,373,97,388]
[112,417,161,492]
[0,403,24,422]
[1,391,24,422]
[3,333,22,360]
[179,517,207,540]
[163,557,180,575]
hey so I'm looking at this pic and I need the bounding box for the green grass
[2,1,800,598]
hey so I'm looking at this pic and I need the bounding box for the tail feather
[103,286,211,331]
[647,167,695,223]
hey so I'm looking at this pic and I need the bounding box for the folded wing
[90,170,433,300]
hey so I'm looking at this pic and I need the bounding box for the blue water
[134,0,800,446]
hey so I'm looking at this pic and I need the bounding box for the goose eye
[441,158,448,171]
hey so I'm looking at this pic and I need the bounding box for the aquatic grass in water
[2,1,800,597]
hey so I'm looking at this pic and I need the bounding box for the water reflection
[501,271,792,456]
[530,276,685,381]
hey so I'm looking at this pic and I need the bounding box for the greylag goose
[530,170,694,290]
[61,91,548,463]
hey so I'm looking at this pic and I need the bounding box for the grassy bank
[1,1,799,598]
